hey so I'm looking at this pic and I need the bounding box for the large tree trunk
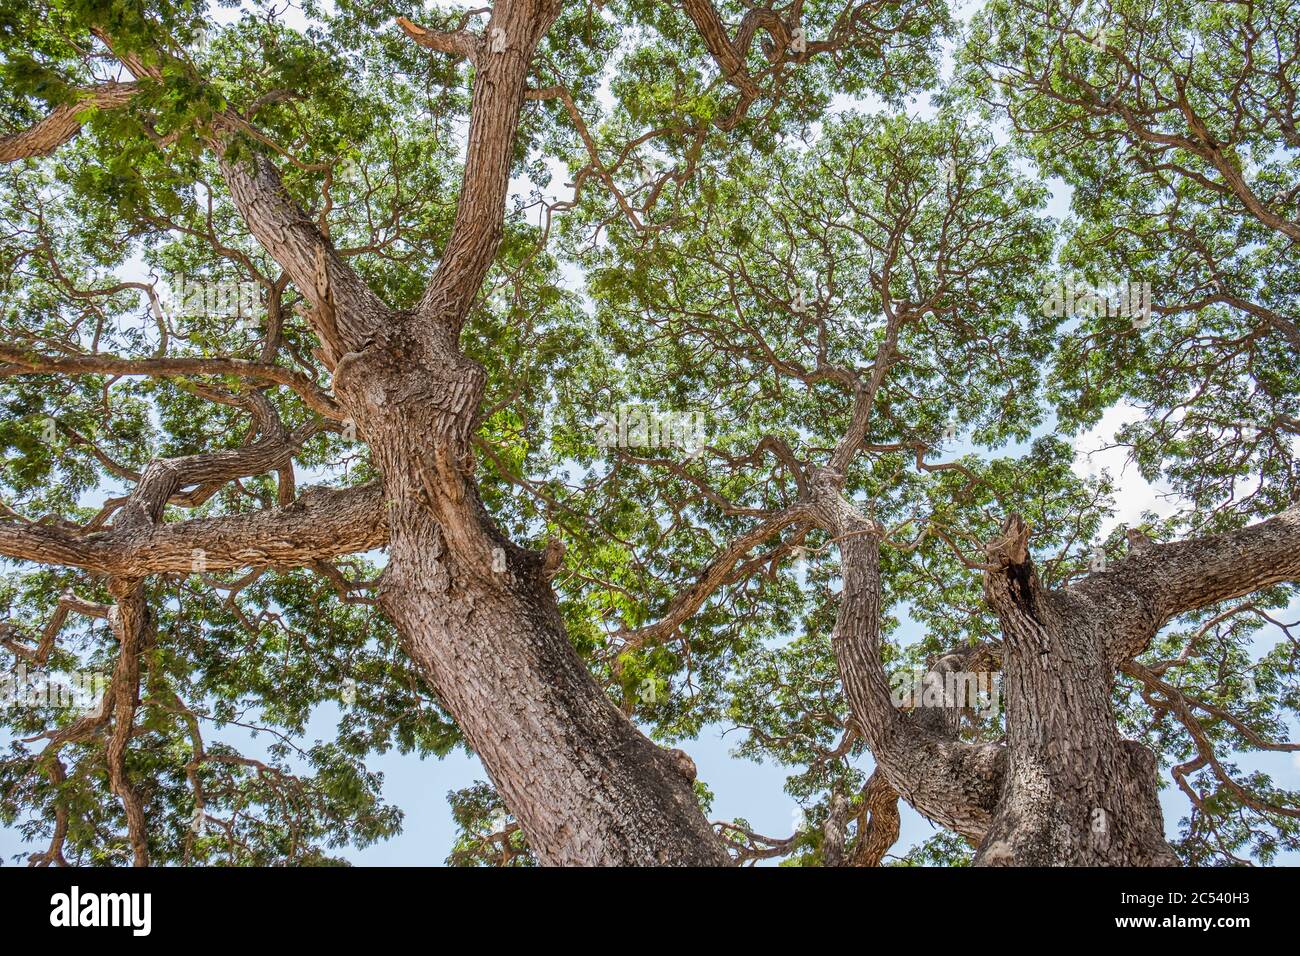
[974,519,1178,866]
[6,0,1294,871]
[211,0,733,864]
[821,489,1182,866]
[335,333,730,866]
[382,514,726,865]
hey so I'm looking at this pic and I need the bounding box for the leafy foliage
[0,0,1295,865]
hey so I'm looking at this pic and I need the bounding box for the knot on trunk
[663,747,697,783]
[983,514,1044,626]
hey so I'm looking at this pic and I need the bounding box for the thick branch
[104,578,151,867]
[0,82,138,163]
[814,484,1002,841]
[85,22,386,367]
[849,771,900,866]
[217,151,389,363]
[677,0,761,99]
[396,14,482,63]
[0,482,386,575]
[1072,505,1300,665]
[412,0,563,333]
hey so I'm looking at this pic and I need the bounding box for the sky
[3,0,1299,867]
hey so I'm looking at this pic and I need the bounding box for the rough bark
[0,82,137,163]
[815,475,1300,866]
[970,507,1297,865]
[104,578,151,867]
[212,0,732,865]
[976,517,1179,866]
[0,481,387,575]
[848,772,900,867]
[812,476,1004,842]
[1080,505,1300,666]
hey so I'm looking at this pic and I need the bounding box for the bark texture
[818,494,1299,866]
[976,517,1178,865]
[213,0,732,865]
[0,82,137,163]
[814,478,1004,842]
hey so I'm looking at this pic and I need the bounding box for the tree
[0,0,1295,867]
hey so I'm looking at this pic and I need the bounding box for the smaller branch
[1124,660,1300,821]
[0,346,341,420]
[2,591,109,665]
[396,13,485,63]
[610,505,811,651]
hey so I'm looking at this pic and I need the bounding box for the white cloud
[1071,401,1179,535]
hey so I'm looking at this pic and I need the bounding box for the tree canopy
[0,0,1296,867]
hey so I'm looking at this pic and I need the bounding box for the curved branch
[849,770,900,866]
[0,82,138,163]
[104,578,151,867]
[611,504,812,651]
[814,485,1003,841]
[396,14,483,63]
